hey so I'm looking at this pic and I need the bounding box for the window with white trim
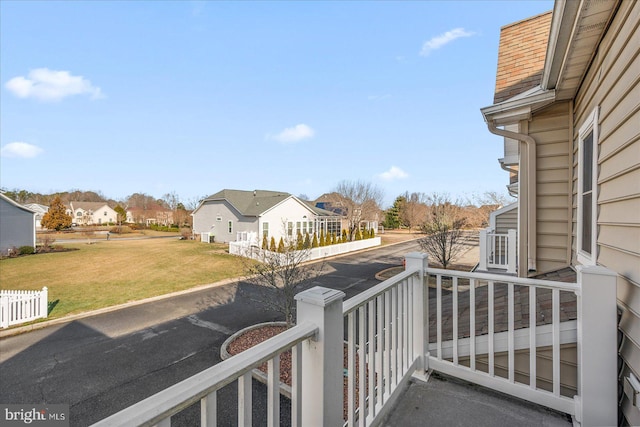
[262,222,269,237]
[577,106,598,265]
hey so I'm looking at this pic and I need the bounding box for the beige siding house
[481,1,639,423]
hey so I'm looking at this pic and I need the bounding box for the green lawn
[0,239,245,320]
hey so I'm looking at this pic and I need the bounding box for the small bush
[110,225,133,234]
[19,246,35,255]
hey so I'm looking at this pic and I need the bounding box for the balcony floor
[382,372,572,426]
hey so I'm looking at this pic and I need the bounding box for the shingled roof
[493,11,552,104]
[203,189,336,217]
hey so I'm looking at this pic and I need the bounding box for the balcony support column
[295,287,345,427]
[574,265,617,426]
[405,252,428,374]
[479,229,488,271]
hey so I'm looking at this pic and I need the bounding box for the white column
[405,252,428,374]
[507,229,517,274]
[295,286,345,427]
[575,265,617,426]
[479,229,488,271]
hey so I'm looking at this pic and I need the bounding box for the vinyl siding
[192,200,257,243]
[571,1,640,423]
[494,207,517,234]
[529,101,573,275]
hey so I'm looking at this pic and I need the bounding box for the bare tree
[241,230,323,327]
[418,194,468,269]
[399,191,429,232]
[332,180,384,240]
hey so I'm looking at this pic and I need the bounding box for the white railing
[479,228,516,274]
[342,252,426,427]
[424,266,617,425]
[90,253,617,427]
[91,321,319,427]
[0,287,48,328]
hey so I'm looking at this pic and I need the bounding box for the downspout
[487,122,537,272]
[499,161,519,198]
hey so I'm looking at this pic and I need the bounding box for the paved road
[0,240,420,426]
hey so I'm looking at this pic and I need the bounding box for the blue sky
[1,1,553,207]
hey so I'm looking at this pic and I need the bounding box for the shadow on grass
[48,299,60,315]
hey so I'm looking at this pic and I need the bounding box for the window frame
[577,106,599,266]
[228,220,233,234]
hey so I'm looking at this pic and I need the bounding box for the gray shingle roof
[203,189,337,217]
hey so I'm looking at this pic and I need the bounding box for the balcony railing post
[479,228,488,271]
[506,230,517,274]
[405,252,428,374]
[295,286,345,427]
[575,265,617,426]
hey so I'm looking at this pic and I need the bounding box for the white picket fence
[0,287,48,328]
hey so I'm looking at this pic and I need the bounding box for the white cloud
[5,68,104,101]
[1,142,44,159]
[420,28,475,56]
[268,124,315,143]
[379,166,408,181]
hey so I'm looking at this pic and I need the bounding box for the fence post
[295,286,345,427]
[479,228,488,271]
[507,229,517,274]
[405,252,428,374]
[41,287,48,319]
[0,293,7,328]
[575,265,617,426]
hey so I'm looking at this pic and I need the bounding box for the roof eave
[541,0,581,90]
[481,87,556,126]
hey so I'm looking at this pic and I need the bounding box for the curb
[1,236,420,339]
[220,321,292,398]
[0,276,243,339]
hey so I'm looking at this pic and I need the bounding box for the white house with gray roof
[192,189,340,244]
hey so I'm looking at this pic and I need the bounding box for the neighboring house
[67,202,118,225]
[480,1,639,423]
[192,189,340,244]
[126,205,174,226]
[23,203,49,229]
[0,193,37,255]
[314,192,380,233]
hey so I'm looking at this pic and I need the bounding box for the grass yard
[0,239,245,320]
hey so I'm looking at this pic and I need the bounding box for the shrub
[270,237,277,252]
[277,238,285,253]
[341,229,348,243]
[303,232,311,249]
[262,235,268,250]
[319,230,325,247]
[110,225,133,234]
[19,246,35,255]
[312,233,319,248]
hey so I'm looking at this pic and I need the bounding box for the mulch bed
[226,324,366,421]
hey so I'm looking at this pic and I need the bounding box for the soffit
[545,0,619,99]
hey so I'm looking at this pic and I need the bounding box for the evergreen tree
[330,232,336,245]
[325,232,331,246]
[370,228,375,238]
[41,196,72,231]
[341,229,348,243]
[262,234,268,250]
[355,228,362,241]
[303,232,311,249]
[277,237,285,253]
[270,237,277,252]
[312,233,319,248]
[319,229,325,247]
[296,231,304,250]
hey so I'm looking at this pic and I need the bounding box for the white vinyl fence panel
[0,287,48,328]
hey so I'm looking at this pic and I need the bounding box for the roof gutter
[486,121,538,273]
